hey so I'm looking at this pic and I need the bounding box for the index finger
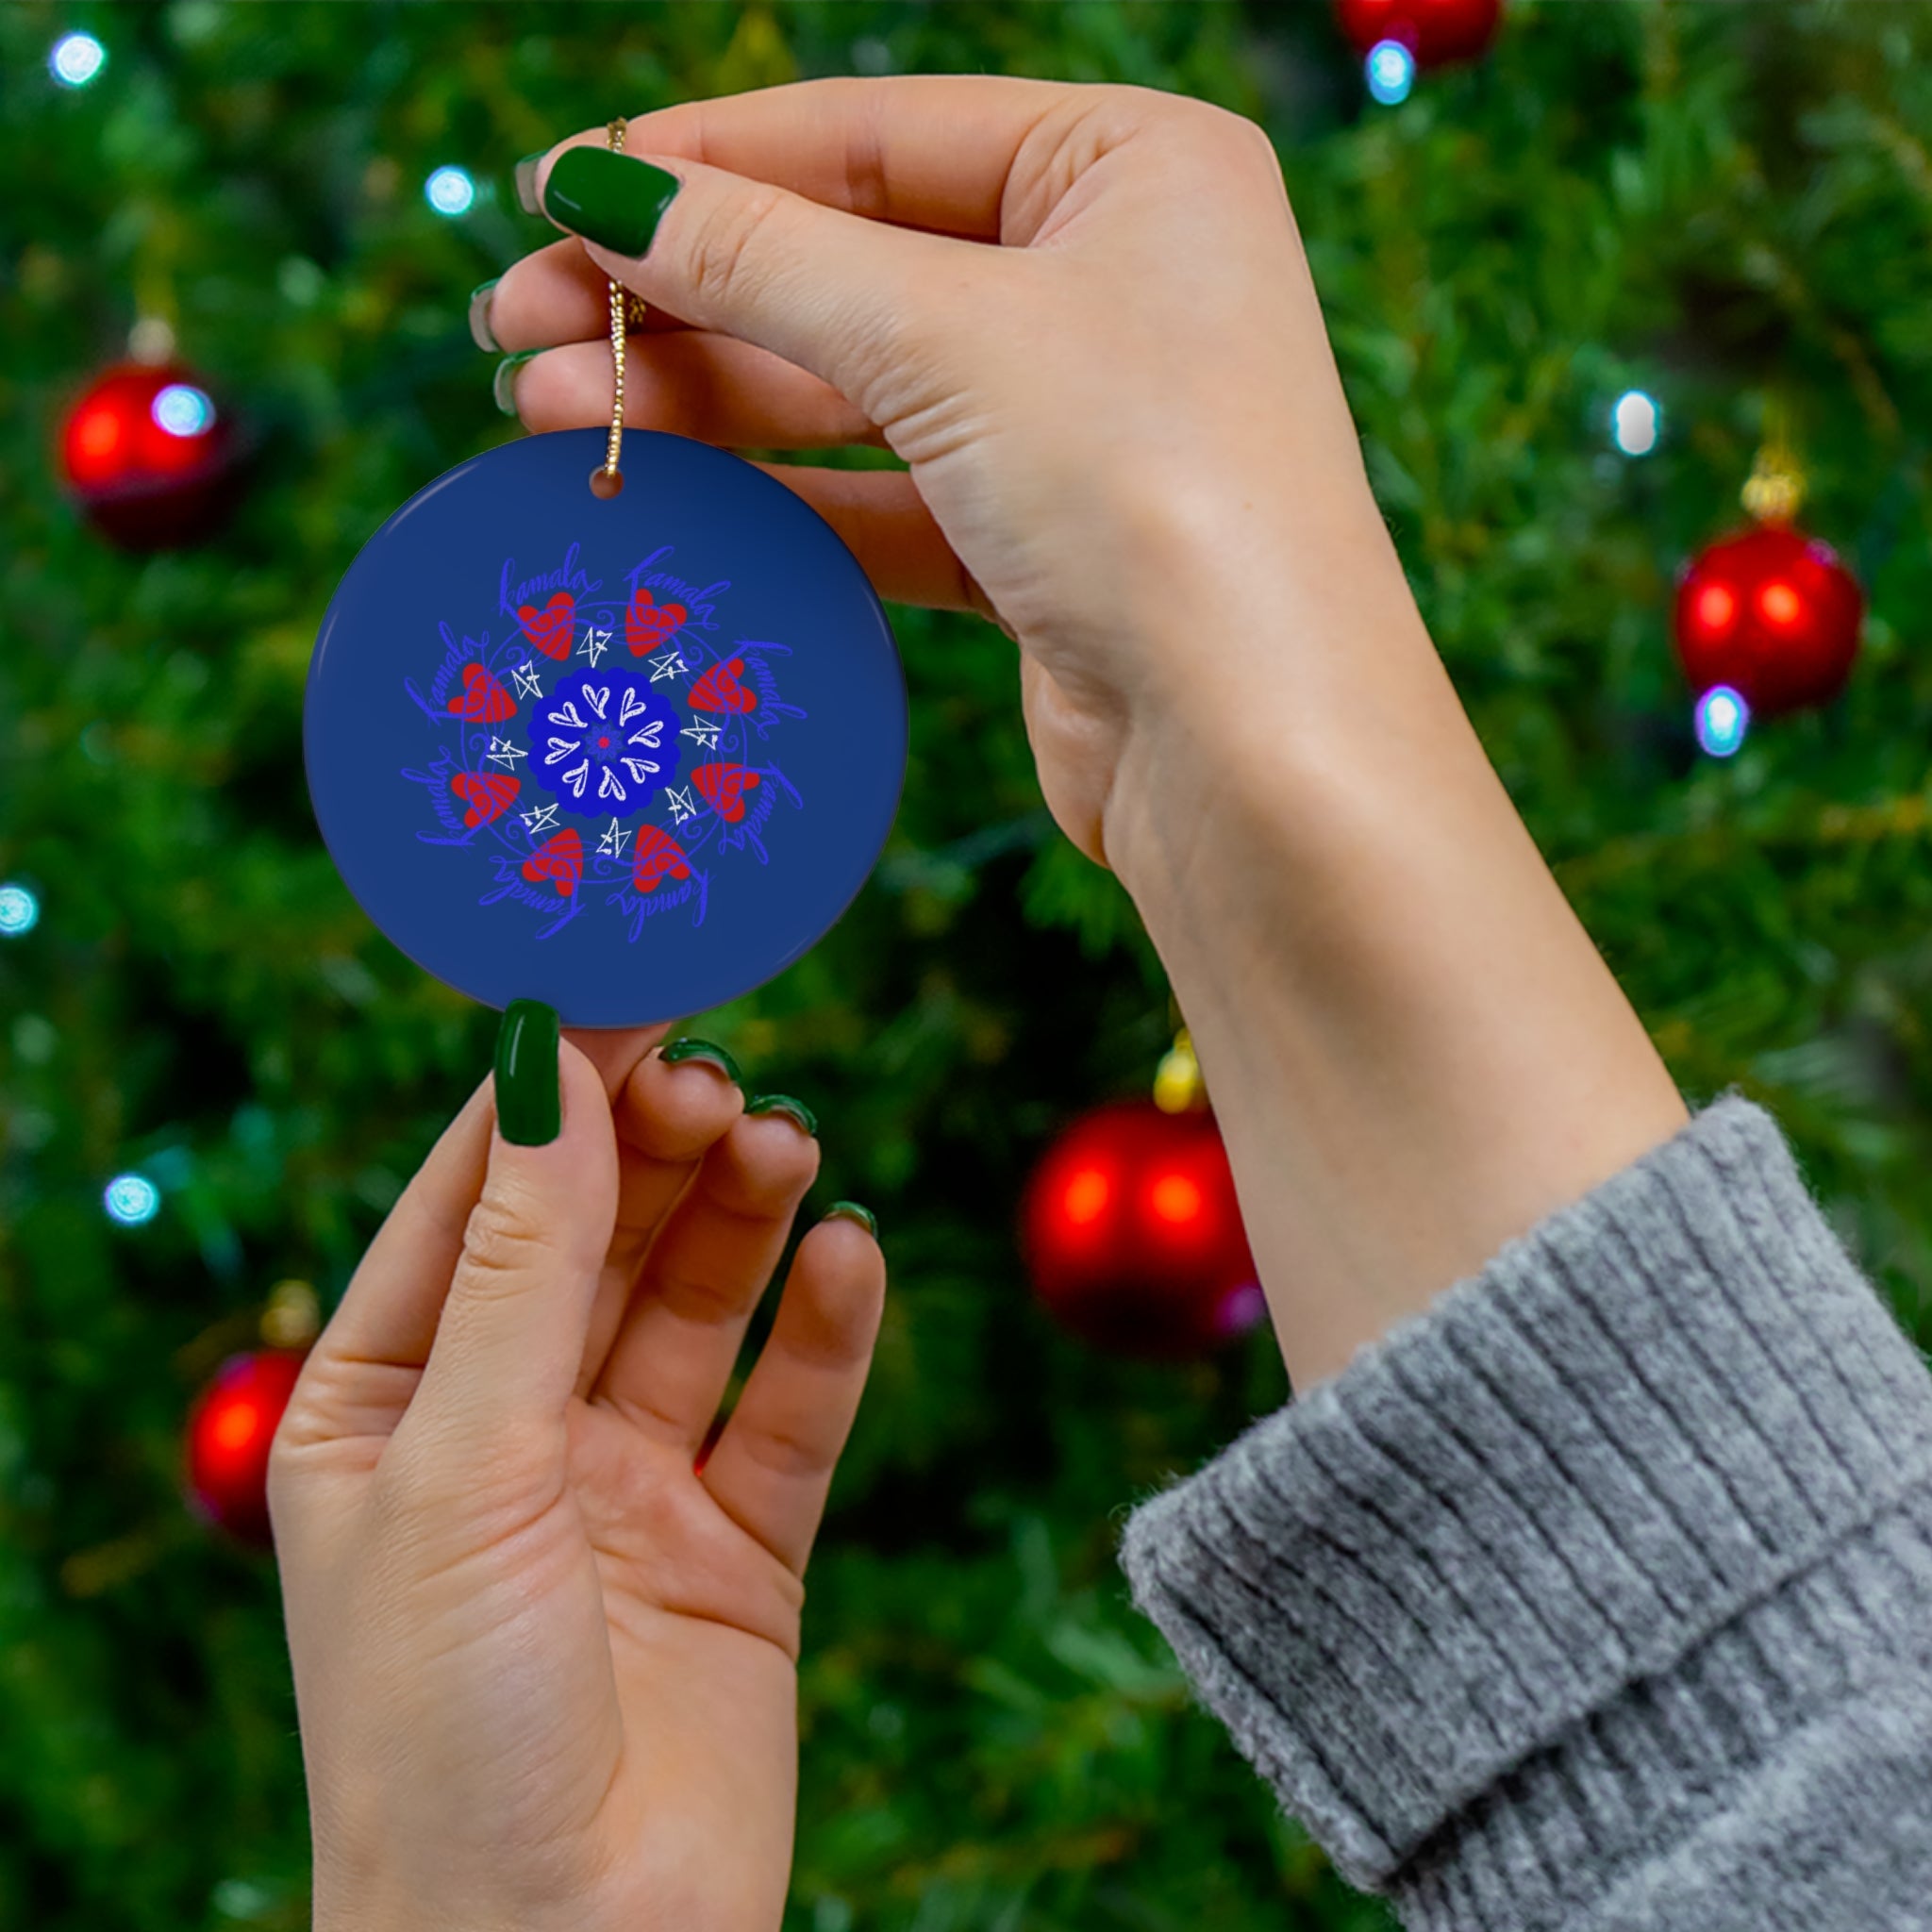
[541,73,1081,242]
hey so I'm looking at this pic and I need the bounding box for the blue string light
[0,883,39,937]
[152,384,216,438]
[104,1174,161,1226]
[425,166,476,217]
[50,31,106,88]
[1694,685,1750,758]
[1611,390,1661,457]
[1365,40,1416,106]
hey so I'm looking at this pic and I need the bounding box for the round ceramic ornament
[305,424,906,1026]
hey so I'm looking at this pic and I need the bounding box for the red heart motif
[691,762,760,825]
[446,662,516,724]
[687,656,758,714]
[517,591,575,661]
[631,824,692,893]
[521,827,584,896]
[625,587,689,656]
[450,771,521,827]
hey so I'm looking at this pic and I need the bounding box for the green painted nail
[659,1037,742,1085]
[541,146,681,257]
[513,152,545,216]
[492,349,541,416]
[468,278,501,353]
[745,1093,818,1138]
[494,1000,560,1146]
[824,1200,877,1238]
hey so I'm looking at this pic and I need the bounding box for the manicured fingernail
[468,278,501,353]
[513,152,546,216]
[541,146,681,258]
[492,350,540,416]
[495,999,560,1146]
[745,1093,818,1138]
[824,1200,877,1238]
[659,1037,742,1085]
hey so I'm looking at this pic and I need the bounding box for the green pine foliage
[2,4,1930,1928]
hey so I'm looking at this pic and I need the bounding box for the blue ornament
[306,427,907,1027]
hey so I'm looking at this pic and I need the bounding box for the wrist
[1097,515,1686,1387]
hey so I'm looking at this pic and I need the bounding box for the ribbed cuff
[1120,1098,1932,1914]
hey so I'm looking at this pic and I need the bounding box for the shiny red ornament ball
[183,1349,307,1547]
[1335,0,1502,65]
[58,361,241,549]
[1673,524,1863,718]
[1020,1100,1264,1359]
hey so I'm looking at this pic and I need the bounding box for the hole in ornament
[589,466,625,500]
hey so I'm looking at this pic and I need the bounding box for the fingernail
[659,1037,742,1085]
[468,278,501,353]
[745,1093,818,1138]
[824,1200,877,1238]
[492,349,541,416]
[495,999,560,1146]
[513,152,546,216]
[541,146,681,258]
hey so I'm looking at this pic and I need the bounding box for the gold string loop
[593,117,646,495]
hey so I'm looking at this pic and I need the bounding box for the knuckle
[684,182,791,312]
[455,1189,549,1293]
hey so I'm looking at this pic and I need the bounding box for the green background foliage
[3,3,1930,1927]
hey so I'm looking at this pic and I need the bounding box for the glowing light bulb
[1611,390,1660,457]
[1694,685,1750,759]
[152,384,215,438]
[50,32,106,87]
[0,883,40,937]
[425,166,476,217]
[104,1173,161,1225]
[1365,40,1416,106]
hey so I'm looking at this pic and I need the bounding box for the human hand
[481,75,1396,882]
[482,78,1685,1391]
[270,1014,884,1932]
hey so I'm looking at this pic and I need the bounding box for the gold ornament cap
[1154,1026,1207,1113]
[260,1278,321,1351]
[1741,401,1806,525]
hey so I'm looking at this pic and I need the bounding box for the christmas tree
[4,5,1931,1928]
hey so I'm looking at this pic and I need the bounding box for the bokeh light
[1611,389,1660,457]
[0,883,40,937]
[152,384,216,438]
[1365,40,1416,106]
[1694,685,1750,759]
[425,165,476,216]
[104,1173,161,1226]
[49,32,106,88]
[1061,1167,1110,1227]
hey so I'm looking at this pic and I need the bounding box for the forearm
[1105,491,1686,1389]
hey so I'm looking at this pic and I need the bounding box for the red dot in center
[597,735,610,747]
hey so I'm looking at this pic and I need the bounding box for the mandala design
[401,545,806,940]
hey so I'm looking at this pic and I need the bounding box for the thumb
[407,1003,619,1450]
[532,141,978,419]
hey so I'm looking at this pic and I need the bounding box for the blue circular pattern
[305,427,907,1027]
[530,665,683,818]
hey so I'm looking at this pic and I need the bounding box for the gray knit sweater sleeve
[1119,1098,1932,1930]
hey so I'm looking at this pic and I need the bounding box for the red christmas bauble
[1673,524,1863,718]
[183,1349,307,1547]
[1335,0,1502,65]
[58,361,241,549]
[1020,1100,1264,1359]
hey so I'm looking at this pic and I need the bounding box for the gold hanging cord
[598,119,651,490]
